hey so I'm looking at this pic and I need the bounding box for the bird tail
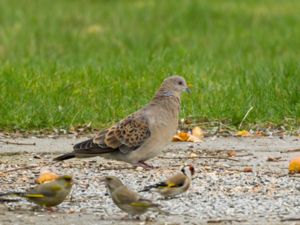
[139,185,155,192]
[0,198,21,203]
[53,152,75,161]
[0,192,24,197]
[151,204,170,215]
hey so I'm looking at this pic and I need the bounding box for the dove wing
[73,114,151,155]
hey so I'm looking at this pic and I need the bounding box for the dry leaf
[36,171,59,184]
[192,127,204,139]
[236,130,251,137]
[172,132,202,143]
[289,157,300,174]
[254,131,265,137]
[243,167,253,172]
[187,134,202,143]
[227,150,237,157]
[172,132,189,142]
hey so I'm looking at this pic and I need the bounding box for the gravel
[0,136,300,224]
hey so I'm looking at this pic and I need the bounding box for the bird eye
[64,177,72,181]
[178,81,183,85]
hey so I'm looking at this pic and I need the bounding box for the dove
[140,165,195,198]
[101,176,164,216]
[54,75,190,169]
[0,175,73,207]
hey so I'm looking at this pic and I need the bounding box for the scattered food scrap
[236,130,251,137]
[36,170,59,184]
[289,157,300,174]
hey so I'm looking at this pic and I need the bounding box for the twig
[99,166,135,171]
[281,217,300,222]
[238,106,254,129]
[158,156,239,161]
[235,153,253,157]
[0,161,58,174]
[281,148,300,153]
[0,140,36,146]
[208,218,247,223]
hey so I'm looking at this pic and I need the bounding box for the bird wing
[73,114,151,155]
[130,199,158,208]
[25,183,62,198]
[165,173,187,188]
[148,173,186,190]
[113,186,140,204]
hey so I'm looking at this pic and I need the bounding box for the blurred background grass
[0,0,299,130]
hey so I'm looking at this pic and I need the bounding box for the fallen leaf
[36,171,59,184]
[243,167,253,173]
[236,130,251,137]
[187,134,202,143]
[173,131,203,143]
[192,127,204,139]
[267,156,281,162]
[227,150,237,157]
[289,157,300,174]
[172,132,189,142]
[254,131,265,137]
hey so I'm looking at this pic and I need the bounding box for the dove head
[101,176,124,190]
[159,76,190,98]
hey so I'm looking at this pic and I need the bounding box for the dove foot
[136,161,158,170]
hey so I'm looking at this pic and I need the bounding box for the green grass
[0,0,299,130]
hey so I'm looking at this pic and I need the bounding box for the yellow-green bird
[101,176,163,216]
[140,165,195,198]
[0,175,73,207]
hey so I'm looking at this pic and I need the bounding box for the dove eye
[178,81,183,85]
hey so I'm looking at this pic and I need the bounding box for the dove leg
[136,161,157,169]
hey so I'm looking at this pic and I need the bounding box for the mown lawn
[0,0,299,130]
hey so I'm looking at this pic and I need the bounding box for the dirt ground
[0,136,300,225]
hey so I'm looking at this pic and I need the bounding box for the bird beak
[185,85,192,93]
[99,177,106,183]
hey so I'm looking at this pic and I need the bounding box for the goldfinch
[140,165,195,198]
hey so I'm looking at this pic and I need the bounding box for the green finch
[101,176,164,216]
[0,175,73,207]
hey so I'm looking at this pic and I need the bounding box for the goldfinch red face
[181,165,195,178]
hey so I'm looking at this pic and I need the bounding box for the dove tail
[53,152,75,161]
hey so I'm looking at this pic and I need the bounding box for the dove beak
[185,85,191,93]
